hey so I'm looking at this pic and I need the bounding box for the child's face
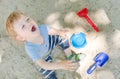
[13,15,40,41]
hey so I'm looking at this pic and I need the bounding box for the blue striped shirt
[25,25,62,61]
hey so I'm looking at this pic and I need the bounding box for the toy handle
[85,15,99,32]
[87,63,98,74]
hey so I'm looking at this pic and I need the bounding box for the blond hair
[6,11,23,40]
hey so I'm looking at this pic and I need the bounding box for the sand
[0,0,120,79]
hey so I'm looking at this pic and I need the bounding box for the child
[6,11,84,79]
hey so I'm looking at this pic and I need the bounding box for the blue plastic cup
[70,32,87,48]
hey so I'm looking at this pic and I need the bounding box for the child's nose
[26,22,31,27]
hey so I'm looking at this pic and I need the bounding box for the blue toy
[70,32,87,48]
[87,52,109,74]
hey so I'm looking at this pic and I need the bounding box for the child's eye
[26,18,30,22]
[22,25,25,29]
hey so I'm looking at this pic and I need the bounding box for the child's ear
[16,35,25,41]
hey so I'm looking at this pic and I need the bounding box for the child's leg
[47,72,57,79]
[39,55,58,79]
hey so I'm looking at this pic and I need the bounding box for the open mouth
[31,25,36,32]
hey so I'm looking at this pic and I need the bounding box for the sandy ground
[0,0,120,79]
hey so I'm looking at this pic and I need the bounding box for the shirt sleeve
[38,24,50,32]
[46,24,50,32]
[46,25,50,32]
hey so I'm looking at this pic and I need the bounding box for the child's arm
[35,58,79,71]
[48,27,70,38]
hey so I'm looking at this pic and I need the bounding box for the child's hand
[58,60,80,71]
[58,29,70,39]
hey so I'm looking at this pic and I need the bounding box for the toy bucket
[70,32,87,48]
